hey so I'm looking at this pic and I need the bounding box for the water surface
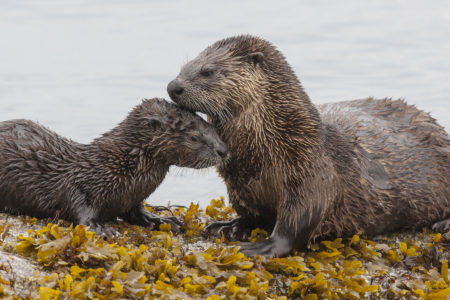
[1,0,449,207]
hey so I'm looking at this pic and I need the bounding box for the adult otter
[167,35,450,257]
[0,98,227,235]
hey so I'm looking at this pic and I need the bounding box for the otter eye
[190,135,199,142]
[200,69,214,77]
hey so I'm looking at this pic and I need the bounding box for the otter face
[173,116,228,169]
[167,37,267,122]
[136,99,228,169]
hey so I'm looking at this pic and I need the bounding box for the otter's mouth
[190,156,224,169]
[167,81,229,122]
[178,102,200,115]
[169,100,208,122]
[174,98,208,116]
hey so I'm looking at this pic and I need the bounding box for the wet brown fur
[168,35,450,257]
[0,98,227,235]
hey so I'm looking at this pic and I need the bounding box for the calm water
[1,0,449,207]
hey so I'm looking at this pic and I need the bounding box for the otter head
[167,35,306,123]
[133,98,228,169]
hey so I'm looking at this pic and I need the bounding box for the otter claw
[432,218,450,232]
[162,216,182,226]
[232,225,249,240]
[203,217,251,241]
[141,212,182,233]
[159,216,182,234]
[103,226,120,237]
[85,222,119,237]
[239,236,292,258]
[124,208,182,233]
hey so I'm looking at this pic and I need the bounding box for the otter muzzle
[167,80,184,101]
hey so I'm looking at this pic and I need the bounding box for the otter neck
[215,85,322,157]
[89,125,172,178]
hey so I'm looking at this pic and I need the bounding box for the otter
[167,35,450,257]
[0,98,227,236]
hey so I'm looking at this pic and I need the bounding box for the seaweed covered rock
[0,198,449,299]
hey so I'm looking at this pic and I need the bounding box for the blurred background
[1,0,449,207]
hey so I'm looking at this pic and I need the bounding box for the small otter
[0,98,227,235]
[167,35,450,257]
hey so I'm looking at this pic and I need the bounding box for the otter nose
[216,143,228,158]
[167,80,184,99]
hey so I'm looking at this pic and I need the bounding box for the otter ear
[147,117,162,127]
[170,119,183,130]
[248,52,264,66]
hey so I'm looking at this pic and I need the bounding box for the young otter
[0,98,227,235]
[167,35,450,257]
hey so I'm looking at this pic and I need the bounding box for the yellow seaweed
[0,198,447,299]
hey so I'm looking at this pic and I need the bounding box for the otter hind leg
[121,204,182,233]
[77,212,119,238]
[202,217,254,241]
[72,195,119,237]
[432,218,450,232]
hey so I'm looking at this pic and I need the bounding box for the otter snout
[204,133,228,159]
[215,142,228,158]
[167,79,184,100]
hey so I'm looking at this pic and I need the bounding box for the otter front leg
[121,203,182,233]
[239,211,320,257]
[239,184,328,257]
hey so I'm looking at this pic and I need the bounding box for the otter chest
[220,159,280,220]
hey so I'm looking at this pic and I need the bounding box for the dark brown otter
[167,35,450,257]
[0,98,227,236]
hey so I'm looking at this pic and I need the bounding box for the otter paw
[203,217,251,241]
[86,222,119,238]
[140,211,182,234]
[239,236,292,258]
[432,218,450,232]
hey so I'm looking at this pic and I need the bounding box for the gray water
[1,0,449,207]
